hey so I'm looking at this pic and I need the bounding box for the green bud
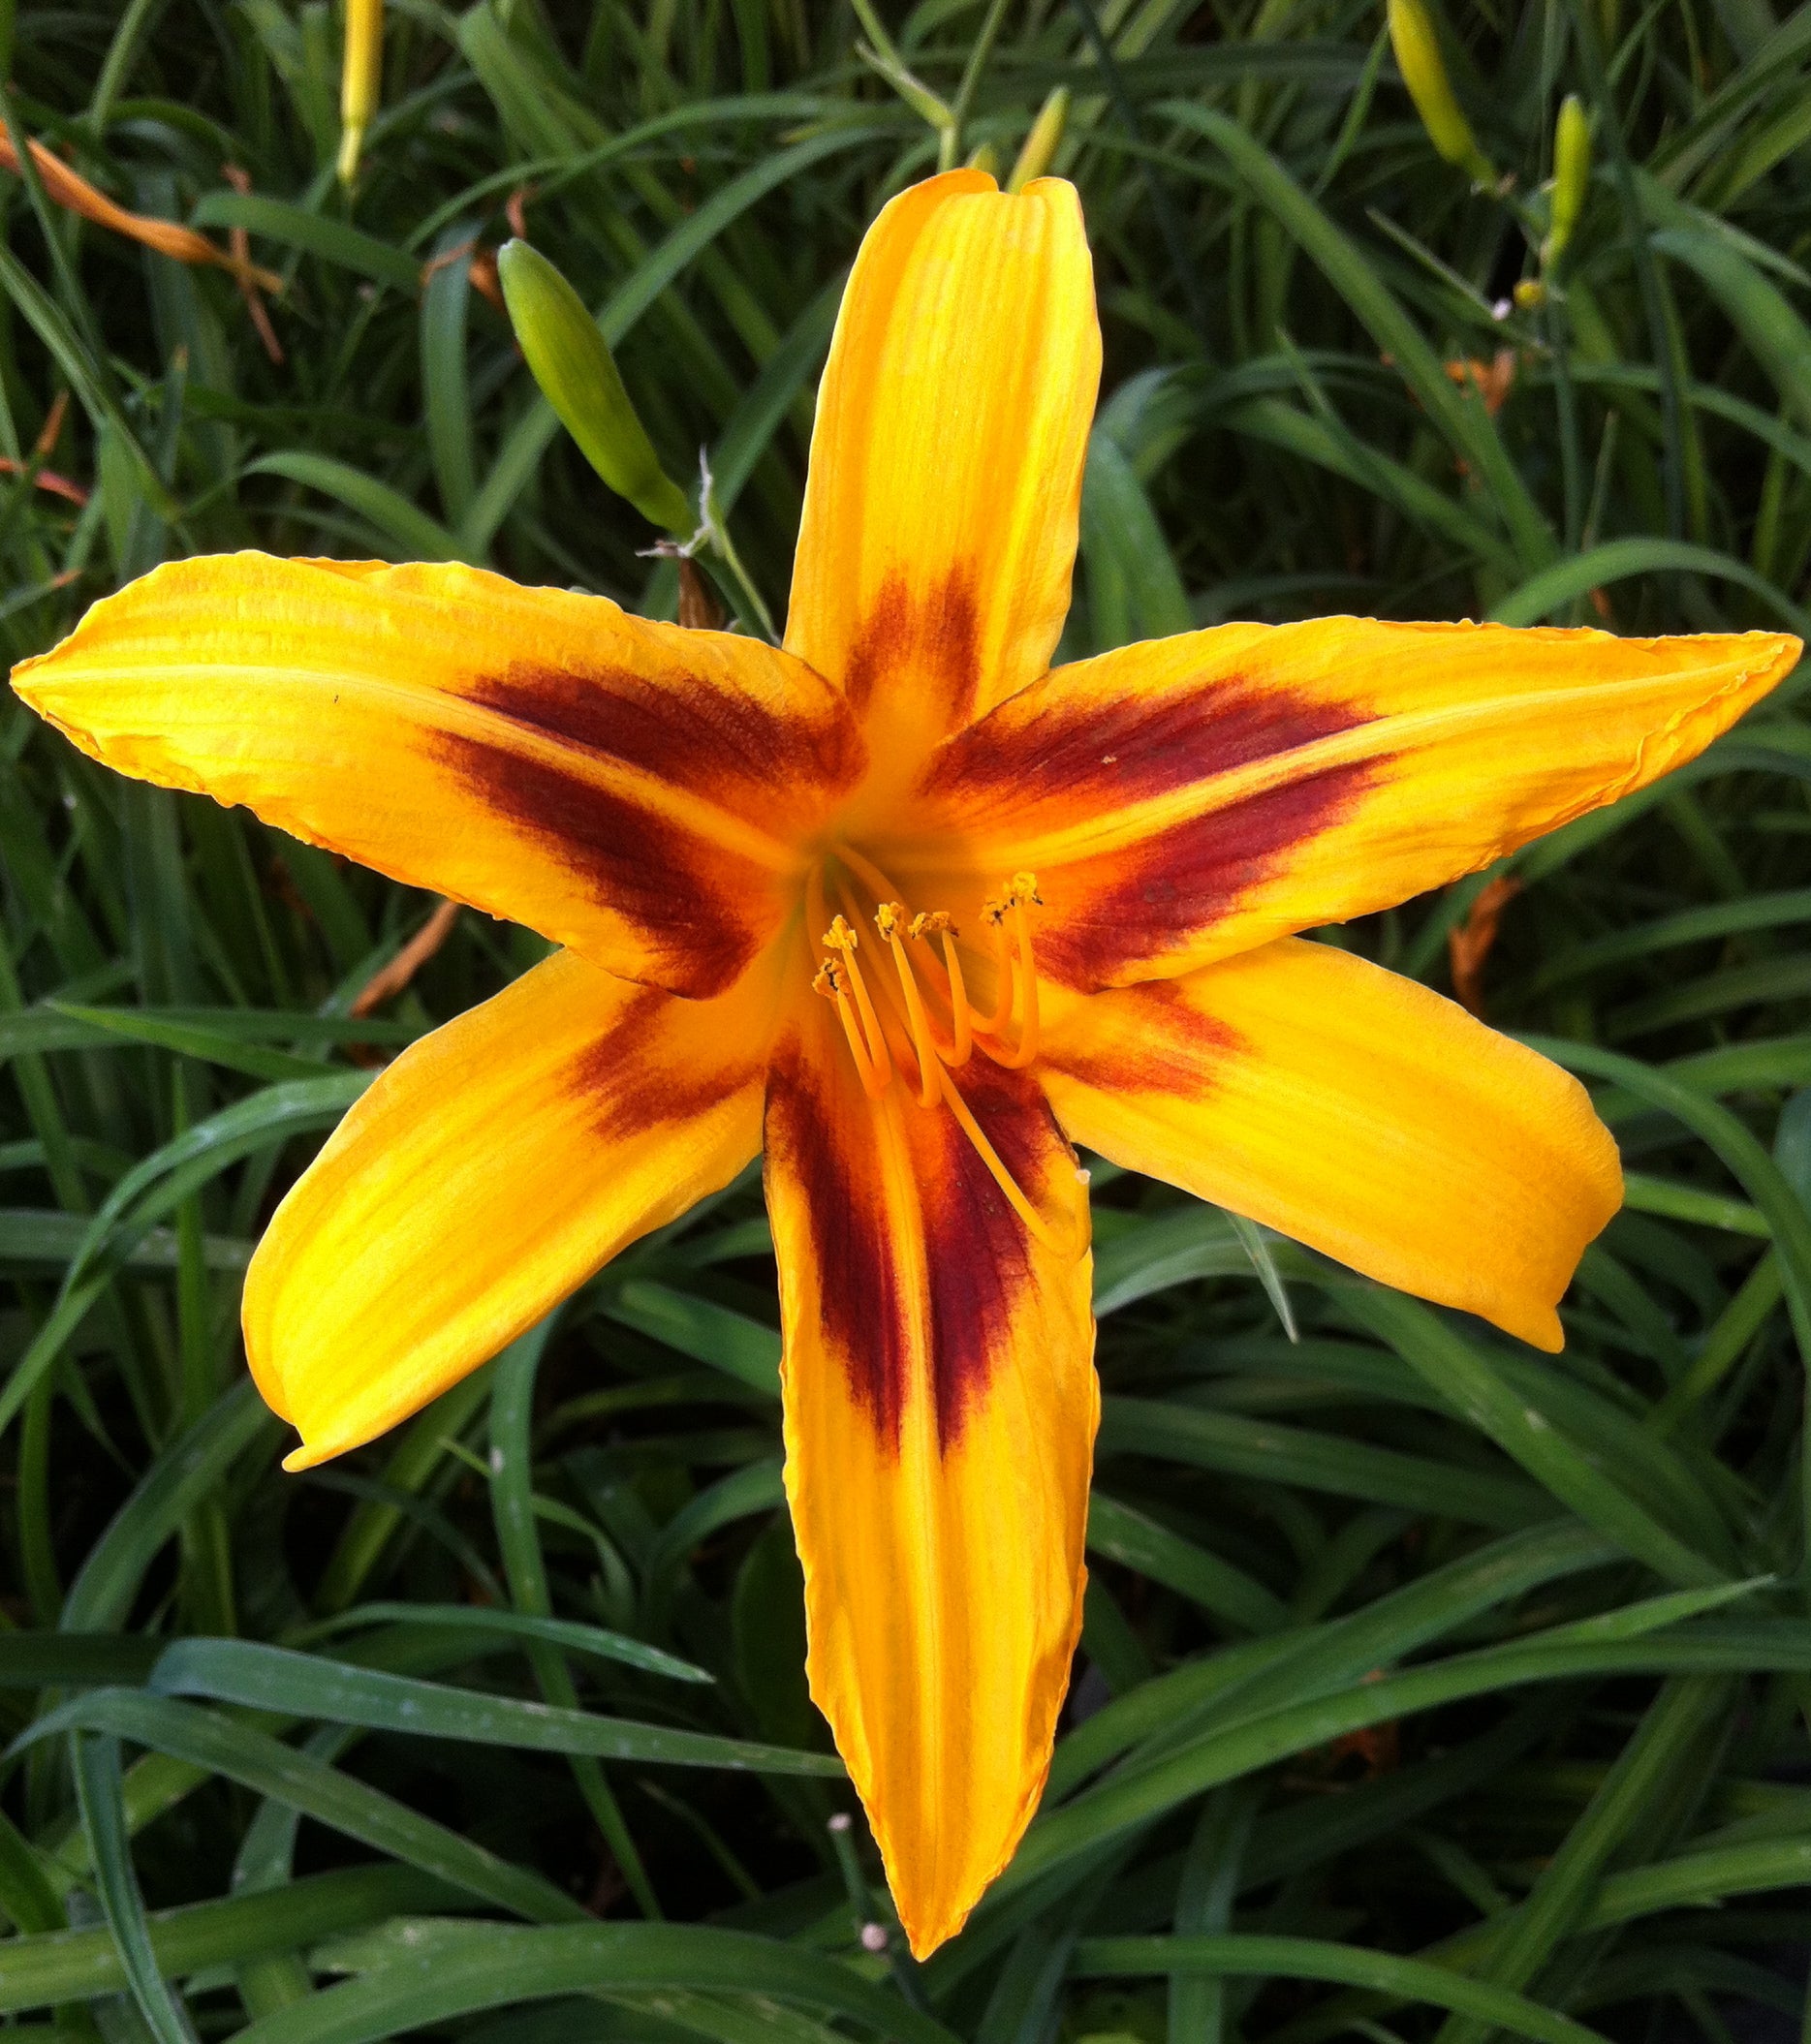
[1545,94,1592,269]
[337,0,383,188]
[1387,0,1495,187]
[1008,86,1069,194]
[497,239,692,536]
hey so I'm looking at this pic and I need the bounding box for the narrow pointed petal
[895,618,1798,989]
[1039,940,1622,1349]
[784,171,1099,753]
[247,950,776,1467]
[764,1001,1096,1955]
[14,554,860,998]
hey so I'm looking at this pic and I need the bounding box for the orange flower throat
[805,851,1061,1252]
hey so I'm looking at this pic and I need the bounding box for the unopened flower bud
[1008,87,1069,193]
[1544,94,1591,268]
[497,240,692,536]
[1387,0,1495,187]
[337,0,383,187]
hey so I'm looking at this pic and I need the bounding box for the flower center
[805,848,1060,1251]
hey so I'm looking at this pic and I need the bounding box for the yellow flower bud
[1545,94,1592,268]
[337,0,383,188]
[1008,87,1069,194]
[1387,0,1495,187]
[497,240,693,536]
[1513,276,1546,310]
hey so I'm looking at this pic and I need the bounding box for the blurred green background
[5,1,1811,2039]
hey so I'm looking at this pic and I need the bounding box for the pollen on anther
[823,914,859,952]
[1008,870,1043,907]
[874,901,906,940]
[812,960,845,999]
[909,910,954,940]
[982,896,1008,929]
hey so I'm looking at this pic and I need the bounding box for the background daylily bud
[497,239,693,537]
[1544,94,1592,267]
[337,0,383,187]
[1008,87,1069,192]
[1387,0,1496,187]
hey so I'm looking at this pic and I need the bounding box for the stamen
[975,896,1015,1036]
[876,903,941,1107]
[991,884,1042,1068]
[911,913,971,1066]
[822,913,893,1091]
[931,1058,1068,1255]
[814,956,889,1098]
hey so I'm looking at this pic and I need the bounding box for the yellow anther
[1007,871,1043,907]
[823,914,859,952]
[975,898,1015,1033]
[908,910,954,940]
[874,901,906,941]
[812,960,844,1000]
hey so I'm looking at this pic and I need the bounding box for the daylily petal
[784,170,1099,759]
[764,996,1096,1956]
[893,617,1798,989]
[13,553,860,998]
[246,948,776,1468]
[1039,939,1622,1350]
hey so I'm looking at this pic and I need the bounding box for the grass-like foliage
[3,0,1811,2038]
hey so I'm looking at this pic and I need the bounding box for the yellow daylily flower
[10,169,1798,1956]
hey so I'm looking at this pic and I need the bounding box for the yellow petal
[784,170,1099,758]
[894,617,1798,988]
[247,948,778,1467]
[764,996,1096,1955]
[1039,939,1622,1349]
[13,554,860,998]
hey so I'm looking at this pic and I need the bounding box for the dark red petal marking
[436,732,765,999]
[468,659,863,806]
[1035,757,1384,987]
[1039,977,1244,1097]
[766,1043,912,1443]
[914,670,1389,987]
[765,1042,1067,1457]
[842,568,982,727]
[923,674,1368,811]
[568,986,762,1141]
[430,651,861,999]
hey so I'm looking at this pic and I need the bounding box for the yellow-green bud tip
[1008,86,1069,193]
